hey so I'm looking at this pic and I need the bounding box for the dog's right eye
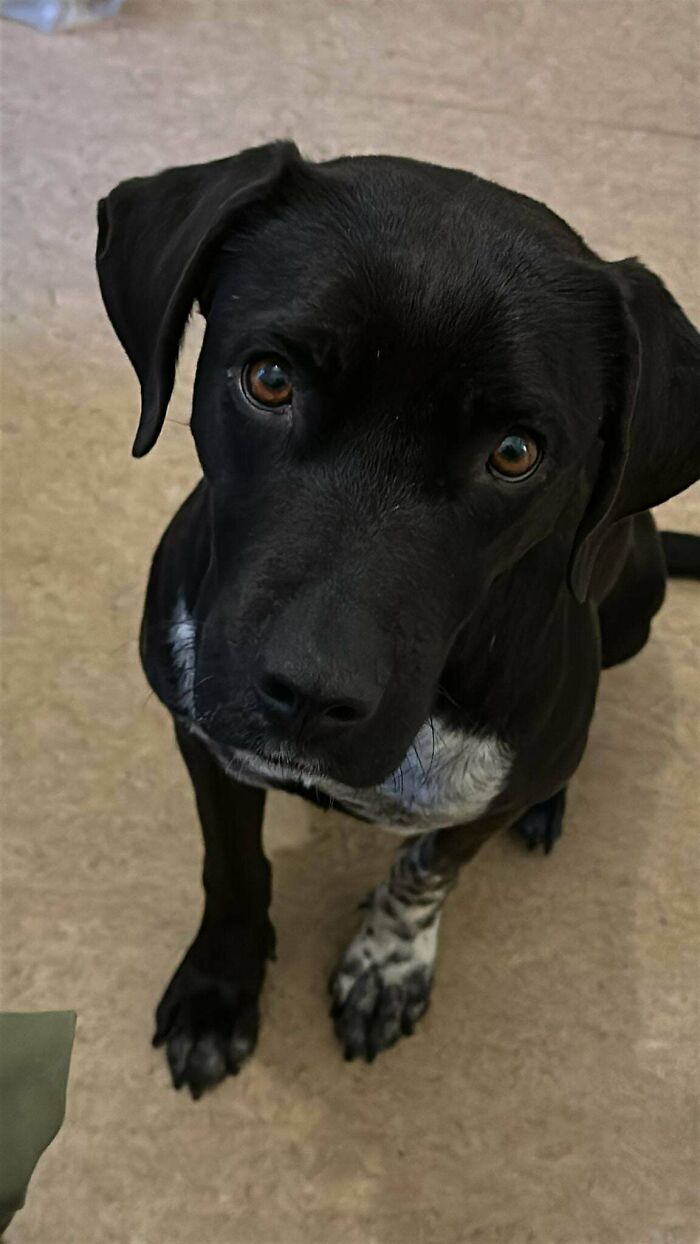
[241,358,293,410]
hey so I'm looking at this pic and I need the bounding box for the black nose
[255,670,377,739]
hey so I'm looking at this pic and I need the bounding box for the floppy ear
[568,259,700,602]
[96,140,302,457]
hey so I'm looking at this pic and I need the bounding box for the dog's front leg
[153,723,274,1098]
[329,815,508,1062]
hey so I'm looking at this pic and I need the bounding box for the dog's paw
[153,926,271,1098]
[328,887,439,1062]
[512,788,566,854]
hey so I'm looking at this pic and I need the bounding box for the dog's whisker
[437,683,461,710]
[422,716,438,786]
[411,741,427,784]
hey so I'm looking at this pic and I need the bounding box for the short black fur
[97,143,700,1094]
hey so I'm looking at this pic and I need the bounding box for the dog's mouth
[186,703,409,791]
[255,746,326,781]
[217,736,332,787]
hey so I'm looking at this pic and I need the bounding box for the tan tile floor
[2,3,699,1240]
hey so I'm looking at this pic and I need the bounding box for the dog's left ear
[96,140,302,457]
[568,259,700,602]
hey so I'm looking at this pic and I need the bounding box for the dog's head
[97,142,700,786]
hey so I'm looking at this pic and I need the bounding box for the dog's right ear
[567,260,700,602]
[96,141,302,457]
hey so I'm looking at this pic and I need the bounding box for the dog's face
[186,175,611,785]
[97,145,700,787]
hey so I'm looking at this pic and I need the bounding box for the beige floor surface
[1,2,699,1242]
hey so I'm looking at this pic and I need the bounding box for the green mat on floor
[0,1012,76,1236]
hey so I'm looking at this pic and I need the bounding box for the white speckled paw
[329,884,439,1061]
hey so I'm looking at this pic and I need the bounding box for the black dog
[97,142,700,1098]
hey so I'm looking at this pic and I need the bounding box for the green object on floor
[0,1011,76,1235]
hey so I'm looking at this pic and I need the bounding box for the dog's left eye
[241,357,293,409]
[488,431,541,480]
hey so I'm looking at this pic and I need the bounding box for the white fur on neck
[330,720,512,831]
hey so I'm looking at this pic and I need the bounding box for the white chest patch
[323,720,512,832]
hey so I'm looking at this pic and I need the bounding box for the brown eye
[488,432,541,480]
[242,357,293,409]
